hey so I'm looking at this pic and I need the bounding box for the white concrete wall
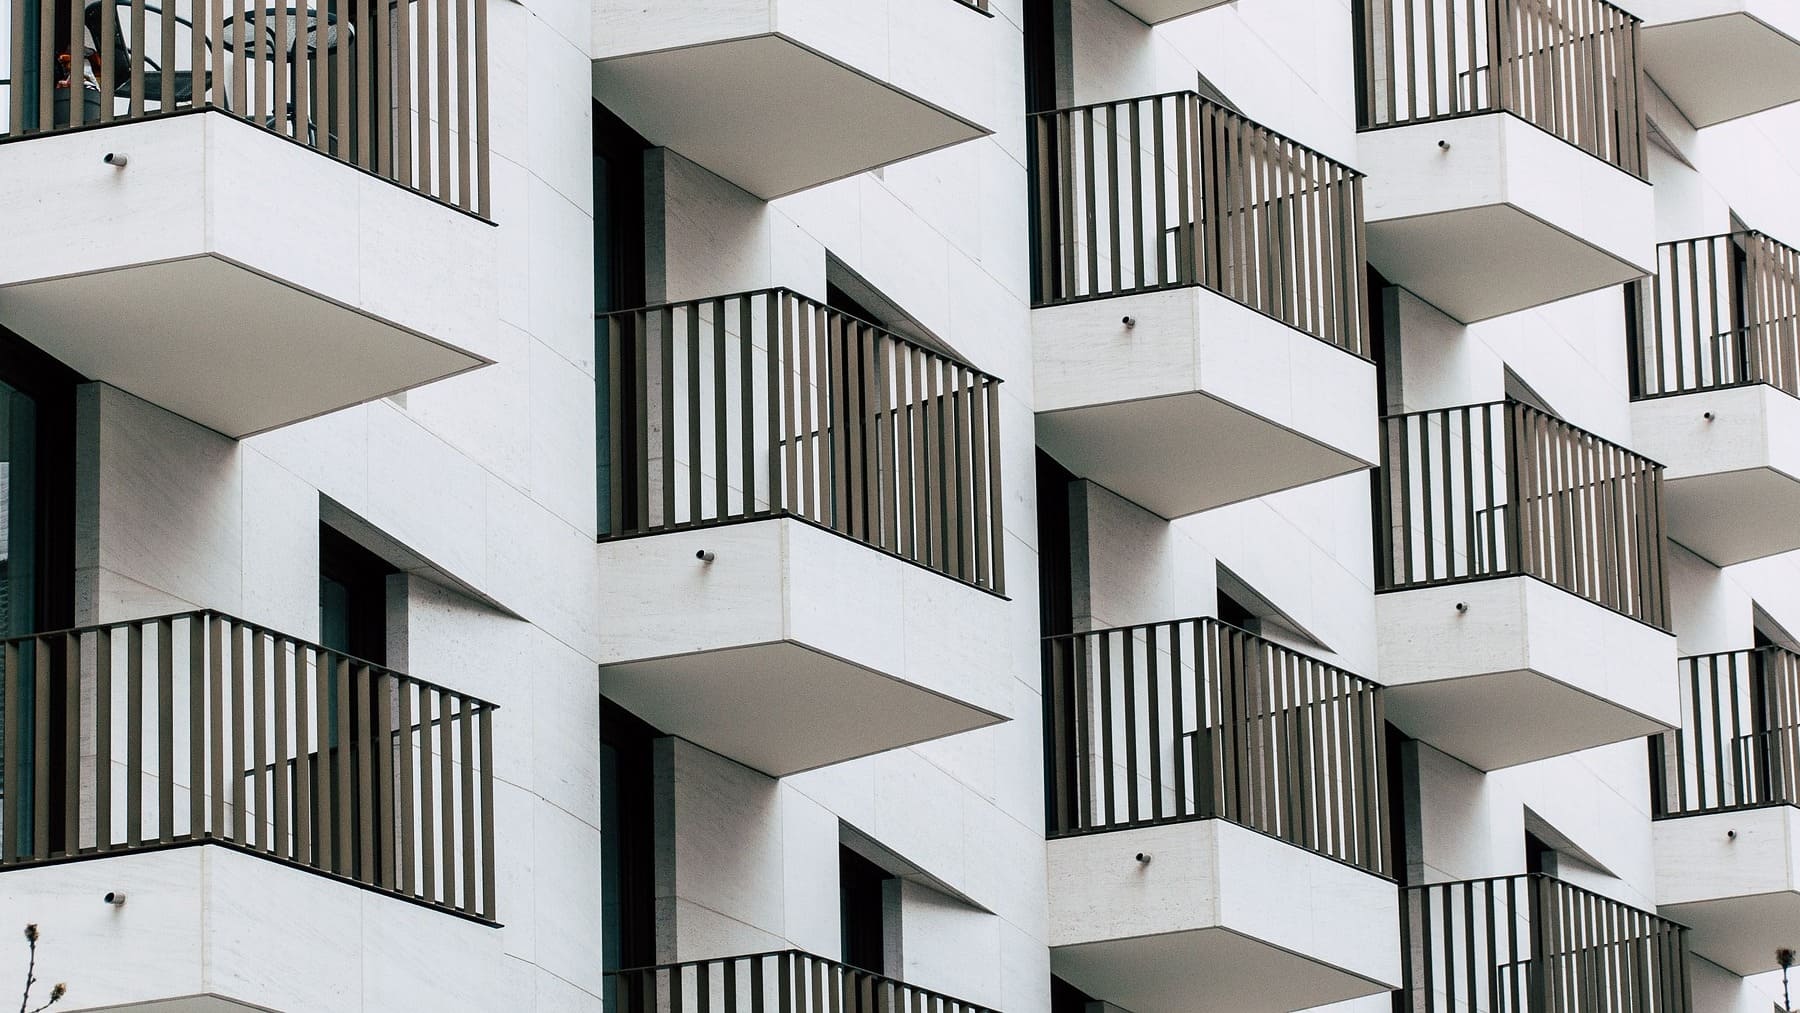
[37,0,609,1003]
[1049,0,1797,1009]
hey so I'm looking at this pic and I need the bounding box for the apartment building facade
[0,0,1797,1009]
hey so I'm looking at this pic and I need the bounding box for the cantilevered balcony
[0,0,494,438]
[1042,618,1400,1013]
[1650,647,1800,976]
[1355,0,1654,321]
[1635,1,1800,126]
[1401,874,1693,1011]
[0,611,497,1008]
[595,289,1009,777]
[0,610,496,916]
[611,951,997,1013]
[1029,92,1377,518]
[1375,400,1679,770]
[1629,232,1800,565]
[590,0,994,200]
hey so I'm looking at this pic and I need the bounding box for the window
[319,523,396,665]
[1050,976,1098,1013]
[595,101,650,537]
[602,699,659,1001]
[840,845,895,974]
[0,324,78,855]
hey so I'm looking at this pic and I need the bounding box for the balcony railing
[1400,874,1692,1012]
[1376,400,1670,630]
[0,610,498,922]
[950,0,990,13]
[611,950,998,1013]
[1,0,489,215]
[1651,647,1800,818]
[1630,232,1800,400]
[1042,616,1390,875]
[1028,91,1370,357]
[598,289,1006,595]
[1355,0,1645,177]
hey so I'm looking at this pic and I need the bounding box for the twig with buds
[17,925,65,1013]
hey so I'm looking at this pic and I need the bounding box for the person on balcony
[51,3,105,127]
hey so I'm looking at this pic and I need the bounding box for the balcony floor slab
[596,519,1009,776]
[1633,385,1800,565]
[0,113,493,438]
[1033,286,1377,518]
[1047,820,1399,1013]
[1655,806,1800,975]
[1377,578,1678,770]
[592,33,987,200]
[1638,3,1800,126]
[1361,113,1653,322]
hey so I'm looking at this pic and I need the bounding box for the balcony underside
[1052,925,1391,1013]
[1367,203,1646,323]
[1633,386,1800,565]
[1377,579,1677,770]
[595,520,1008,776]
[1387,666,1672,771]
[0,255,483,438]
[1655,807,1800,975]
[1033,287,1377,518]
[1109,0,1235,24]
[0,113,493,438]
[598,638,1003,777]
[1662,467,1800,565]
[1361,115,1652,323]
[1037,391,1369,519]
[591,34,986,200]
[1640,8,1800,127]
[1047,821,1399,1013]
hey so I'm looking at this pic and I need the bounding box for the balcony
[595,289,1008,777]
[0,610,495,916]
[0,0,493,438]
[1354,0,1654,322]
[611,951,996,1013]
[1628,232,1800,565]
[1042,618,1400,1013]
[1650,648,1800,975]
[1635,1,1800,126]
[1029,92,1378,518]
[0,611,497,1006]
[1375,401,1679,770]
[590,0,994,200]
[1401,874,1694,1011]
